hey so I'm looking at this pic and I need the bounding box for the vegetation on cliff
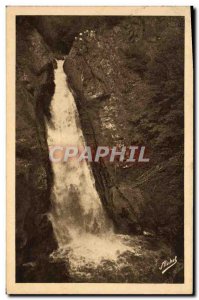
[63,16,184,259]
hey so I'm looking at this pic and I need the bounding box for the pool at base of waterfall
[49,233,179,283]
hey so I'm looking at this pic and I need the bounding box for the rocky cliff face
[16,18,69,282]
[15,16,184,282]
[63,17,184,257]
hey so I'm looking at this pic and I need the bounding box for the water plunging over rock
[46,60,175,282]
[46,61,138,270]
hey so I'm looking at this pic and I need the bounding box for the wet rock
[16,258,70,283]
[88,92,110,101]
[16,18,59,281]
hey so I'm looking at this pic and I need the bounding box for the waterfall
[46,60,136,276]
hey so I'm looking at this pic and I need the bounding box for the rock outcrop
[63,17,184,258]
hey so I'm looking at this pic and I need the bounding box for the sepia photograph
[6,6,193,295]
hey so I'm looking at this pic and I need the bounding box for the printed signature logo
[159,256,177,274]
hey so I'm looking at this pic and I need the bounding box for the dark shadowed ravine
[15,16,184,284]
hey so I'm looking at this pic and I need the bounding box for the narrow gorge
[16,16,184,283]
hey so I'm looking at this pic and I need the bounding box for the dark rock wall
[28,16,125,54]
[63,17,184,256]
[16,18,61,281]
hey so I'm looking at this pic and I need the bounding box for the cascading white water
[46,60,138,277]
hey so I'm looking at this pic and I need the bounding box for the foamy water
[46,60,138,276]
